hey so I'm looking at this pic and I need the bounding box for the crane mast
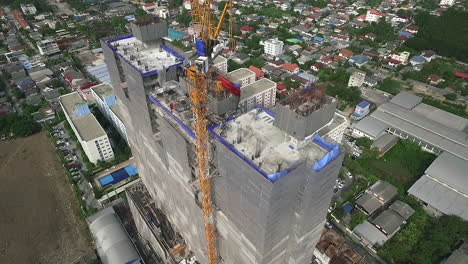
[187,1,233,263]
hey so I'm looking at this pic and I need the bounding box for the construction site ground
[0,132,92,264]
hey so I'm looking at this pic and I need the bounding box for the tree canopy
[405,9,468,62]
[0,114,40,137]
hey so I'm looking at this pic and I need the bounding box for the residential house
[365,10,386,23]
[348,70,366,87]
[281,63,300,74]
[232,53,250,64]
[427,74,444,86]
[349,55,369,67]
[421,50,436,62]
[409,56,426,66]
[248,65,264,80]
[311,62,325,72]
[338,49,354,60]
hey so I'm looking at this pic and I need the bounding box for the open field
[0,132,92,264]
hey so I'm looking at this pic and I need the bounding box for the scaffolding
[281,88,331,116]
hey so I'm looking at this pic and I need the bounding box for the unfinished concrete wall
[208,95,240,116]
[131,19,168,44]
[128,192,170,263]
[273,101,337,141]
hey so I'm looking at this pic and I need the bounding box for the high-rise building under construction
[102,18,345,264]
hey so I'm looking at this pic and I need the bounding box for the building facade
[213,56,228,74]
[91,83,128,143]
[59,92,114,163]
[226,68,256,88]
[264,38,284,57]
[37,39,60,56]
[238,78,276,112]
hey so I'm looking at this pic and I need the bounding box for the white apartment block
[391,51,410,65]
[264,38,284,57]
[213,56,227,74]
[365,10,385,23]
[59,92,114,164]
[440,0,455,6]
[348,70,366,87]
[91,84,128,143]
[20,4,37,15]
[239,78,276,112]
[324,112,349,144]
[226,68,256,88]
[37,39,60,56]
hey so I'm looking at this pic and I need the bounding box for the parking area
[52,122,101,209]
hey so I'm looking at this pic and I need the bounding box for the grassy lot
[346,139,435,195]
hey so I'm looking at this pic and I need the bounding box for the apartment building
[264,38,284,57]
[37,39,60,56]
[59,92,114,164]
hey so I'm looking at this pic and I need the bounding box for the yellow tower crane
[186,1,234,264]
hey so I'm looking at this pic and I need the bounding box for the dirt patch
[0,132,92,264]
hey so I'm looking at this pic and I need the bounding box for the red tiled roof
[339,49,354,58]
[12,9,29,29]
[276,82,287,91]
[80,82,96,91]
[240,25,255,32]
[248,65,264,78]
[281,63,299,72]
[428,74,441,81]
[144,2,157,8]
[369,9,386,16]
[387,59,401,64]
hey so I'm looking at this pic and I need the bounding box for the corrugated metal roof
[353,116,388,139]
[408,175,468,221]
[371,210,404,236]
[371,102,468,160]
[389,91,421,110]
[356,192,383,215]
[412,103,468,132]
[389,200,415,220]
[353,221,388,246]
[424,152,468,195]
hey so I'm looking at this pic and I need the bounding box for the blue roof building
[349,55,370,67]
[410,55,426,65]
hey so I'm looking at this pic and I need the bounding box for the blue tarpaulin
[342,204,354,215]
[195,39,206,56]
[312,134,340,171]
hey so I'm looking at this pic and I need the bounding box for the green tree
[11,88,25,99]
[176,9,191,27]
[350,211,368,229]
[444,93,457,101]
[376,78,401,95]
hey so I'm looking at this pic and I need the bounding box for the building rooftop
[353,221,388,247]
[213,110,328,174]
[408,152,468,220]
[356,192,383,215]
[59,92,106,142]
[412,103,468,132]
[372,102,468,160]
[353,116,388,138]
[107,35,182,75]
[389,200,415,220]
[444,242,468,264]
[226,68,255,86]
[91,83,114,100]
[389,91,421,110]
[368,180,397,203]
[87,207,141,264]
[240,78,275,101]
[371,210,404,236]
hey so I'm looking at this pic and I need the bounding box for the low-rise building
[352,100,370,119]
[264,38,284,57]
[59,92,114,164]
[355,180,397,215]
[37,39,60,56]
[238,78,276,112]
[226,68,256,88]
[213,56,227,73]
[408,152,468,220]
[20,4,37,15]
[348,70,366,87]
